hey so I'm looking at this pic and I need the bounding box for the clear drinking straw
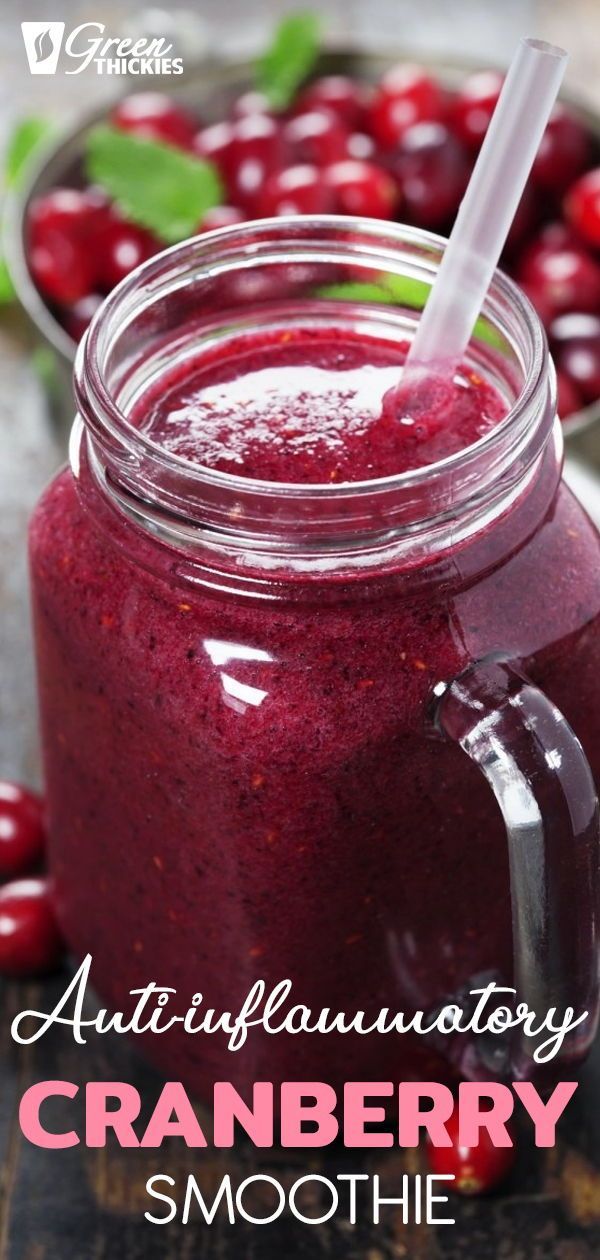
[405,38,567,376]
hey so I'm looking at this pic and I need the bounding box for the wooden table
[3,2,600,1255]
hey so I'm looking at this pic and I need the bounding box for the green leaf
[317,274,504,348]
[6,116,53,185]
[0,257,16,304]
[256,12,320,111]
[86,125,224,245]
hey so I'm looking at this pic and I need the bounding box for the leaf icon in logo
[34,28,53,63]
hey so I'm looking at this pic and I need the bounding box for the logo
[21,22,65,74]
[21,21,183,76]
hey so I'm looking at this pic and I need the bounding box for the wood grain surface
[2,2,600,1255]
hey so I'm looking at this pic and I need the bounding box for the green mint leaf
[86,125,224,245]
[0,257,16,304]
[6,116,54,185]
[257,12,320,111]
[317,275,503,348]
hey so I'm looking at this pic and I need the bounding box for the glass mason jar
[29,219,600,1095]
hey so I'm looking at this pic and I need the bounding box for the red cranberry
[0,783,45,879]
[283,109,349,166]
[426,1105,516,1196]
[565,168,600,248]
[324,159,398,219]
[259,165,335,217]
[556,369,583,418]
[504,184,539,258]
[550,313,600,404]
[345,132,376,161]
[532,105,590,193]
[191,121,235,187]
[198,205,246,232]
[64,292,104,341]
[449,71,504,150]
[368,64,444,150]
[95,212,159,289]
[0,878,64,977]
[111,93,197,148]
[230,90,273,120]
[27,188,101,305]
[393,122,470,228]
[517,239,600,322]
[229,114,284,210]
[296,76,370,129]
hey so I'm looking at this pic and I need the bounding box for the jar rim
[75,214,550,500]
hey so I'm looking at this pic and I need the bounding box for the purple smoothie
[29,324,600,1094]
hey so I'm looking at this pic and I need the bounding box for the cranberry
[426,1105,516,1196]
[259,164,335,217]
[283,109,349,166]
[230,90,273,120]
[517,239,600,323]
[324,159,398,219]
[111,93,197,148]
[565,168,600,248]
[550,313,600,404]
[345,132,376,161]
[191,121,235,186]
[0,878,64,977]
[229,114,284,210]
[368,64,444,150]
[532,105,590,193]
[449,71,504,150]
[296,76,370,129]
[504,184,539,258]
[95,212,159,289]
[27,188,101,305]
[64,292,104,341]
[0,783,45,879]
[556,369,583,418]
[393,122,470,228]
[198,205,246,233]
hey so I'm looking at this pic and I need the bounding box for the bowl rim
[5,46,600,437]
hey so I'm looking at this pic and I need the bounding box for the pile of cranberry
[0,781,65,977]
[26,66,600,421]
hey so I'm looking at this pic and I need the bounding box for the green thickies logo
[20,21,184,75]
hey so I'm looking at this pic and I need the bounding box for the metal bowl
[5,49,600,439]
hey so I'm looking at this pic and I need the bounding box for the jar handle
[432,657,600,1078]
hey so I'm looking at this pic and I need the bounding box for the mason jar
[29,218,600,1095]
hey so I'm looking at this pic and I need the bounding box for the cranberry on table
[0,783,45,879]
[324,159,398,219]
[449,70,504,150]
[426,1105,516,1196]
[295,75,370,129]
[94,212,159,289]
[0,878,64,978]
[284,108,350,166]
[532,105,590,193]
[517,238,600,323]
[565,168,600,248]
[64,292,104,341]
[198,205,246,233]
[229,114,284,210]
[111,92,198,148]
[27,188,101,305]
[259,164,335,216]
[368,64,444,150]
[393,122,470,228]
